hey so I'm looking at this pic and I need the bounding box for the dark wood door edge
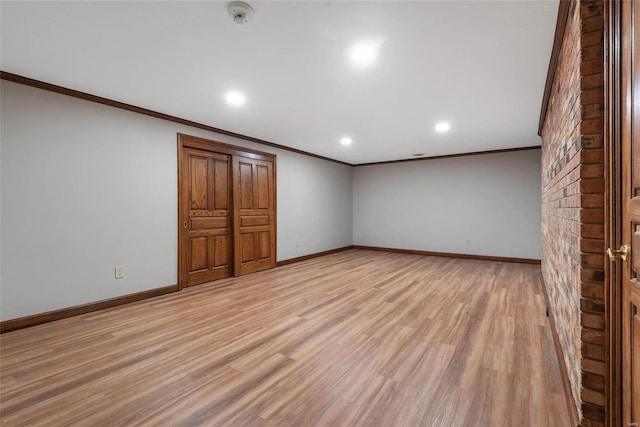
[0,284,178,334]
[539,275,582,427]
[352,245,541,265]
[604,0,623,424]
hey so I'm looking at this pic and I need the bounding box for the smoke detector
[228,1,254,25]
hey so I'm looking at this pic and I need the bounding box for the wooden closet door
[233,156,276,276]
[181,148,232,286]
[621,0,640,423]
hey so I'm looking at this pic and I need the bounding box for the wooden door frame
[177,133,277,290]
[604,1,625,425]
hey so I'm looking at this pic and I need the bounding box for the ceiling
[1,1,558,165]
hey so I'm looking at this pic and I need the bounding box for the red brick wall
[540,1,605,425]
[577,1,606,425]
[541,0,582,416]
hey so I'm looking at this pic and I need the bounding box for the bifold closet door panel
[233,155,276,276]
[182,148,232,286]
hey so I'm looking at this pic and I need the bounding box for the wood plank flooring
[0,249,571,426]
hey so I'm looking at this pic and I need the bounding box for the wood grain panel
[239,162,253,210]
[213,235,229,268]
[0,250,572,425]
[241,234,254,263]
[240,216,269,227]
[258,232,270,260]
[213,159,228,210]
[189,155,208,210]
[188,229,230,238]
[190,237,208,271]
[190,217,229,230]
[234,226,271,235]
[256,164,269,209]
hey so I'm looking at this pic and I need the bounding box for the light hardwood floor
[0,250,571,426]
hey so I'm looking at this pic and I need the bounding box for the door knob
[607,244,630,261]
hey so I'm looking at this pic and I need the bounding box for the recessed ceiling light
[348,42,378,68]
[435,121,451,133]
[340,137,353,146]
[225,90,246,107]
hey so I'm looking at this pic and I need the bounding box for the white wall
[353,150,542,259]
[0,81,353,321]
[0,80,542,322]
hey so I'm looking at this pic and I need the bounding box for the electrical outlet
[296,242,300,248]
[115,266,125,279]
[466,240,471,246]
